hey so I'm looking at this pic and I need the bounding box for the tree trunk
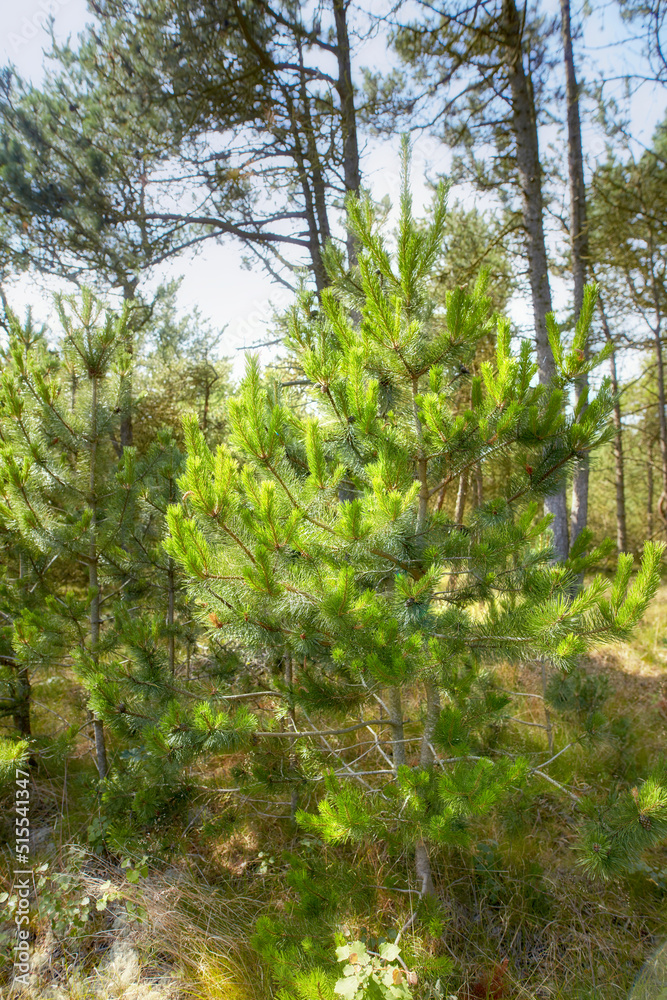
[648,438,655,539]
[503,0,569,559]
[297,42,332,261]
[119,282,135,451]
[415,840,437,898]
[454,468,468,524]
[413,680,441,898]
[641,239,667,533]
[474,461,484,508]
[89,375,107,780]
[167,560,176,677]
[287,86,328,292]
[12,664,31,738]
[561,0,590,552]
[419,681,441,768]
[284,654,299,822]
[596,290,627,553]
[387,686,406,768]
[333,0,362,265]
[651,321,667,535]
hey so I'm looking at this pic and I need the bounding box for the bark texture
[648,439,655,539]
[597,290,627,553]
[89,375,107,780]
[561,0,590,552]
[387,686,406,768]
[119,281,136,452]
[284,654,299,822]
[333,0,361,265]
[12,664,31,738]
[503,0,569,559]
[654,322,667,533]
[414,680,441,898]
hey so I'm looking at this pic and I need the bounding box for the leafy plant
[334,940,417,1000]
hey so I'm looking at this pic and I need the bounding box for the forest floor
[2,587,667,1000]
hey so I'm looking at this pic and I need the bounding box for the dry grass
[4,586,667,1000]
[0,851,274,1000]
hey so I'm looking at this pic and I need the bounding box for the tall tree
[393,0,571,559]
[0,314,56,745]
[593,281,628,554]
[590,120,667,536]
[0,1,369,300]
[0,63,158,447]
[133,281,233,452]
[0,292,140,777]
[560,0,591,554]
[164,153,661,895]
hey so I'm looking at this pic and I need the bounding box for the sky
[0,0,666,377]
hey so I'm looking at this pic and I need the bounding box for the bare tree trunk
[387,686,406,769]
[648,438,655,539]
[596,290,627,553]
[474,461,484,508]
[407,378,440,895]
[167,560,176,677]
[284,654,299,822]
[454,468,468,524]
[286,86,328,292]
[561,0,590,552]
[415,840,436,898]
[119,282,136,451]
[10,663,32,739]
[447,470,470,590]
[333,0,362,265]
[503,0,568,560]
[652,321,667,534]
[409,682,441,898]
[89,375,107,780]
[297,42,332,252]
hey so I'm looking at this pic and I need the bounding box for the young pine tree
[0,292,140,779]
[0,312,58,746]
[166,151,664,894]
[0,294,238,833]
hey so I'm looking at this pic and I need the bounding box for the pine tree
[392,0,571,557]
[133,282,233,452]
[590,118,667,538]
[0,312,56,745]
[0,0,367,293]
[165,146,665,895]
[0,291,141,778]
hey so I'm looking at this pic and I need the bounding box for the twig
[507,716,548,729]
[531,769,580,803]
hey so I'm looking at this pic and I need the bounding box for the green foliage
[0,737,29,787]
[577,767,667,879]
[276,967,337,1000]
[165,145,666,897]
[333,940,416,1000]
[0,290,239,834]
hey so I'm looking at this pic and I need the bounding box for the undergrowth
[2,593,667,999]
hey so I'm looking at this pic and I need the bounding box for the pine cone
[639,812,652,830]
